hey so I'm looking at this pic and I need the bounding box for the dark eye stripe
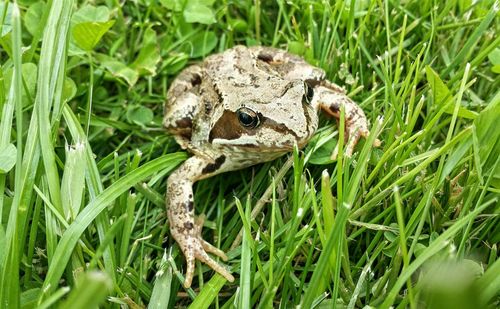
[209,109,299,143]
[209,110,244,142]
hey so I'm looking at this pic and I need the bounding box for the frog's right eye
[237,107,260,128]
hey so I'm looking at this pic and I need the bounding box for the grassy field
[0,0,499,308]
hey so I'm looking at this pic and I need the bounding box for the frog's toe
[201,239,229,261]
[179,235,234,288]
[183,255,195,288]
[195,246,235,283]
[330,124,369,160]
[345,126,369,157]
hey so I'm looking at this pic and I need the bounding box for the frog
[164,45,373,288]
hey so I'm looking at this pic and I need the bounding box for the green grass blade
[301,203,350,308]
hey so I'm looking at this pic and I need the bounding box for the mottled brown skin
[164,45,371,288]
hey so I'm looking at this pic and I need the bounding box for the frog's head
[208,79,319,153]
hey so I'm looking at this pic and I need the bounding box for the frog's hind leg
[248,46,326,82]
[166,156,235,288]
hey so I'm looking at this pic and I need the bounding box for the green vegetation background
[0,0,499,308]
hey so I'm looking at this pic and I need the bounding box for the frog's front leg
[167,156,235,288]
[311,81,371,159]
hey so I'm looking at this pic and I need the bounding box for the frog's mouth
[212,139,304,154]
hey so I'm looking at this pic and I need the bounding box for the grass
[0,0,499,308]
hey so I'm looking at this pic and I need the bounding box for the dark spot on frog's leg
[204,99,212,114]
[305,78,321,87]
[329,103,340,115]
[257,53,274,63]
[191,74,202,86]
[214,84,224,103]
[187,201,194,211]
[233,64,245,74]
[184,222,194,230]
[202,155,226,174]
[175,117,192,129]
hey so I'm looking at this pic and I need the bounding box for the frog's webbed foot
[178,216,235,288]
[330,121,370,160]
[312,82,378,159]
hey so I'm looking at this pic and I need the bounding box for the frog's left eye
[303,82,314,104]
[237,107,260,128]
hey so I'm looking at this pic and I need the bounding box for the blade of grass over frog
[301,203,350,308]
[38,152,186,299]
[379,200,493,309]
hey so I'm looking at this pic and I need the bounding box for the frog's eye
[303,82,314,104]
[237,107,260,128]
